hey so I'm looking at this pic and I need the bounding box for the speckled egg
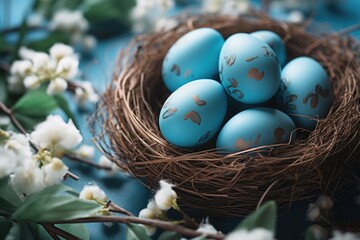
[276,57,333,130]
[162,28,224,92]
[159,79,227,148]
[216,107,296,153]
[251,30,287,66]
[219,33,281,104]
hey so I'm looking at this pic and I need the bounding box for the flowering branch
[107,201,133,216]
[0,101,110,172]
[50,216,226,240]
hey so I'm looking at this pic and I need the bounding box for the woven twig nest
[94,14,360,216]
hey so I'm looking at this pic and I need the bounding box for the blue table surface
[1,0,360,239]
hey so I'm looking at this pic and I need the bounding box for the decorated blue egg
[159,79,227,148]
[216,107,296,153]
[219,33,281,104]
[162,28,224,92]
[275,57,333,130]
[251,30,287,66]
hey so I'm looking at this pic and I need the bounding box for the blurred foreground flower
[131,0,176,33]
[202,0,250,16]
[225,228,274,240]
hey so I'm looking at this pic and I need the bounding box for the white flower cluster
[131,0,177,33]
[49,10,97,51]
[202,0,250,17]
[138,180,178,236]
[8,43,77,95]
[196,218,218,235]
[0,115,81,197]
[225,228,274,240]
[8,44,99,105]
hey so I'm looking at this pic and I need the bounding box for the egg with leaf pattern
[216,107,296,153]
[275,57,333,130]
[162,28,224,92]
[159,79,227,148]
[219,33,281,104]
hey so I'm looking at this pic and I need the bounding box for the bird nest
[93,14,360,216]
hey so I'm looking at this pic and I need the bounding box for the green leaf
[19,221,39,240]
[0,177,22,213]
[13,185,102,222]
[158,231,181,240]
[304,226,317,240]
[39,223,90,240]
[13,113,45,131]
[0,75,8,102]
[12,88,57,117]
[0,218,13,240]
[236,201,277,232]
[126,223,151,240]
[53,94,78,127]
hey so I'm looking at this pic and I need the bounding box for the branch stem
[49,216,225,240]
[107,201,133,216]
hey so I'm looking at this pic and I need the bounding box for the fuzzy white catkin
[79,183,107,202]
[196,218,218,235]
[138,208,157,236]
[43,157,69,186]
[76,145,95,159]
[225,228,275,240]
[154,180,177,210]
[0,147,19,178]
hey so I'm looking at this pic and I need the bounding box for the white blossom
[81,35,97,51]
[10,159,46,196]
[330,230,360,240]
[47,77,68,95]
[24,75,40,89]
[31,52,51,71]
[202,0,250,16]
[138,208,157,236]
[316,195,333,210]
[307,203,321,222]
[131,0,175,33]
[225,228,274,240]
[75,145,95,159]
[42,157,69,186]
[154,18,178,32]
[49,43,75,62]
[5,132,32,160]
[10,60,32,77]
[197,218,218,235]
[56,56,79,79]
[50,10,89,33]
[287,10,305,23]
[31,115,82,151]
[79,183,107,202]
[19,46,37,60]
[154,180,177,211]
[74,81,99,105]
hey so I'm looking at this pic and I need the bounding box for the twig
[42,223,80,240]
[107,201,133,216]
[50,216,225,240]
[41,223,61,240]
[64,153,112,171]
[178,208,199,229]
[0,25,45,35]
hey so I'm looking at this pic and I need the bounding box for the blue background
[1,0,360,239]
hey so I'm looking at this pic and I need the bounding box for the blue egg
[216,107,296,153]
[275,57,333,130]
[251,30,287,66]
[162,28,224,92]
[159,79,227,148]
[219,33,281,104]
